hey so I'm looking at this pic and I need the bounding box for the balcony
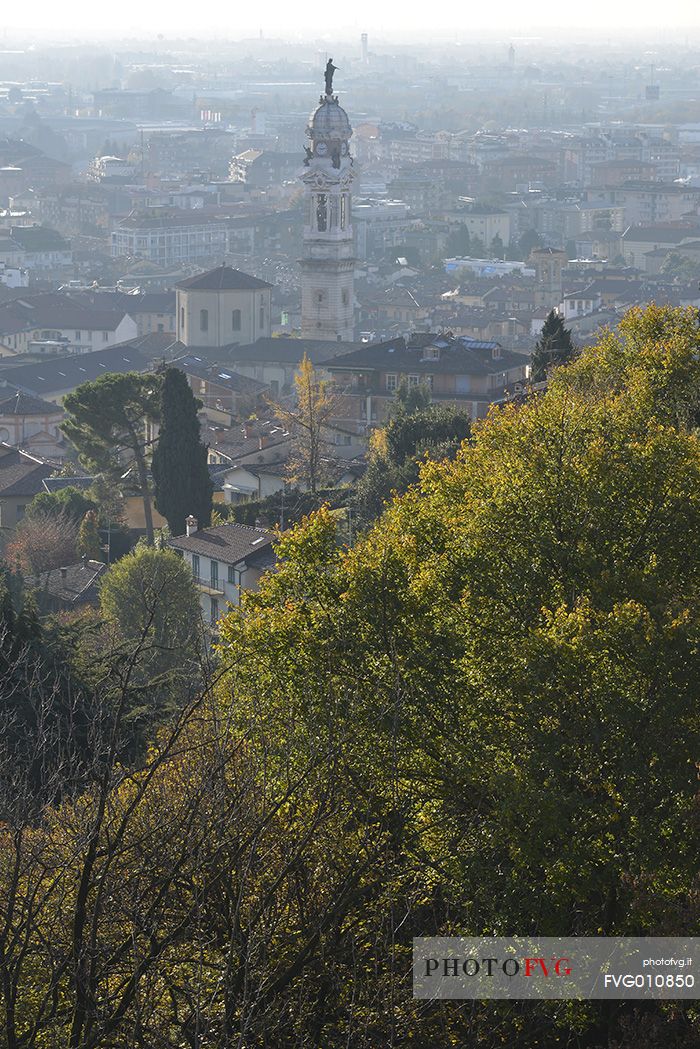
[193,575,225,597]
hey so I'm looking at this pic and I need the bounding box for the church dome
[307,97,352,142]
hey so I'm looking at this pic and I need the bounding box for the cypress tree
[530,309,576,382]
[152,368,213,537]
[78,510,102,561]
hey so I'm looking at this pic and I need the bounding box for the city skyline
[4,7,700,40]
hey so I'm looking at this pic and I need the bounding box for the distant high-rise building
[508,43,515,67]
[361,33,369,65]
[645,64,660,101]
[299,65,356,342]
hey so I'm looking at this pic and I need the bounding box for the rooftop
[42,476,94,493]
[118,210,231,230]
[0,291,134,337]
[323,333,525,377]
[173,355,267,394]
[30,559,106,606]
[176,265,273,292]
[0,390,62,416]
[227,336,364,366]
[0,343,150,396]
[0,444,51,497]
[169,521,275,567]
[9,225,71,253]
[621,225,700,243]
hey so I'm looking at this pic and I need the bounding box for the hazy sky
[4,0,700,40]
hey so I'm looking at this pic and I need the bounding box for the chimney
[60,567,67,579]
[186,515,198,536]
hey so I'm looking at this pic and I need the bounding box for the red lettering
[524,957,549,977]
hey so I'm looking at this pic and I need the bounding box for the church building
[299,61,356,342]
[176,265,273,348]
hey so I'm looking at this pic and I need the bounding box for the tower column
[299,73,356,342]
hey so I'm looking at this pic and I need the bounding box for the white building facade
[169,517,276,627]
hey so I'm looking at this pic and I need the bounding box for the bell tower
[299,61,356,341]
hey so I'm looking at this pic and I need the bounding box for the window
[259,305,264,328]
[75,331,81,341]
[157,323,164,333]
[200,309,209,333]
[210,560,219,589]
[192,553,200,579]
[228,564,237,584]
[316,194,328,232]
[232,309,241,331]
[16,504,26,520]
[316,290,325,304]
[408,374,420,387]
[386,373,398,392]
[210,597,219,623]
[102,331,109,341]
[342,289,349,306]
[180,305,184,329]
[340,194,347,229]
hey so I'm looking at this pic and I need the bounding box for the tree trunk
[133,442,155,546]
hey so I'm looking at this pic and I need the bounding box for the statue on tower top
[324,58,338,96]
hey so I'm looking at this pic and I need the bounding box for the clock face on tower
[316,142,328,155]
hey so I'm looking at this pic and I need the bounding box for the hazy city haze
[0,1,700,1045]
[3,1,700,37]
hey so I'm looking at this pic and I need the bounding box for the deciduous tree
[355,394,471,524]
[272,353,339,495]
[4,305,700,1048]
[99,545,203,722]
[216,304,700,1045]
[26,485,97,523]
[6,509,79,576]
